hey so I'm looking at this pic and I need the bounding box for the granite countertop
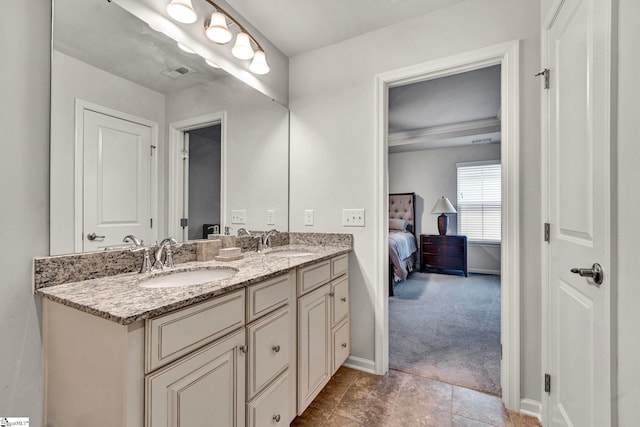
[36,245,351,325]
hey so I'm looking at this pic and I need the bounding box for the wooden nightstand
[420,234,468,277]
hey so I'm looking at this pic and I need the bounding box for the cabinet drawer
[331,254,348,279]
[422,235,465,245]
[146,290,245,372]
[297,260,331,296]
[247,306,291,399]
[247,371,290,427]
[425,255,465,270]
[423,243,465,256]
[247,273,292,323]
[330,276,349,327]
[332,319,350,375]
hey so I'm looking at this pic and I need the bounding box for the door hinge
[150,218,153,228]
[544,223,550,243]
[180,218,188,228]
[545,373,551,393]
[535,68,550,89]
[150,145,157,156]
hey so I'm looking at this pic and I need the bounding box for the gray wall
[290,0,541,403]
[188,127,222,240]
[0,1,51,424]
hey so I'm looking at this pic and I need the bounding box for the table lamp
[431,196,457,235]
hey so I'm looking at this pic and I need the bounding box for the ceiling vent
[161,66,194,79]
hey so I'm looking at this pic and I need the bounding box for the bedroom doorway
[374,40,521,410]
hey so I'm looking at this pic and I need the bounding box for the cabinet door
[247,305,291,399]
[332,319,350,375]
[330,275,349,327]
[247,371,290,427]
[297,284,331,415]
[146,328,245,427]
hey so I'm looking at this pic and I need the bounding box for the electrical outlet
[342,209,365,227]
[231,209,246,224]
[266,210,275,225]
[304,209,314,226]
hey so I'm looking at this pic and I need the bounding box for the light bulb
[166,0,197,24]
[205,12,232,44]
[231,32,254,60]
[249,50,270,75]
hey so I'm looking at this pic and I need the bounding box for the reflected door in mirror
[83,109,154,251]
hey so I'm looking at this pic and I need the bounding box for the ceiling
[388,65,502,153]
[224,0,468,57]
[54,0,228,94]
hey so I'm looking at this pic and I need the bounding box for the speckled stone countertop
[36,244,351,325]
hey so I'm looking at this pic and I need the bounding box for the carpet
[389,271,502,396]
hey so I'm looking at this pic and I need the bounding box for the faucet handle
[123,234,143,247]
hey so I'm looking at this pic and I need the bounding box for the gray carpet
[389,271,502,396]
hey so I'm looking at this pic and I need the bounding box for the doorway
[374,40,521,409]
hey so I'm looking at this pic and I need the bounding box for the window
[457,160,501,242]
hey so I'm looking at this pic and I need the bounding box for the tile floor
[291,367,541,427]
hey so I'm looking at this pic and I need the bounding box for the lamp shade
[205,12,232,44]
[231,32,254,60]
[166,0,197,24]
[249,50,270,74]
[431,196,457,214]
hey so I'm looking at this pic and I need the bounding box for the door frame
[74,99,159,252]
[167,112,227,241]
[374,40,521,410]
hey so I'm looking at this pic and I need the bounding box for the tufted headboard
[389,192,416,237]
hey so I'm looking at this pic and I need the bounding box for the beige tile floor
[291,367,541,427]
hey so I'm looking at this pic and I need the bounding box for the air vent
[161,66,194,79]
[472,138,493,145]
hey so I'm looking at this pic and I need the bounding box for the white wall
[49,51,166,255]
[0,0,50,424]
[166,76,289,233]
[616,0,640,423]
[389,144,502,274]
[289,0,541,401]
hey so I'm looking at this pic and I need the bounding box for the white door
[83,109,153,251]
[546,0,613,426]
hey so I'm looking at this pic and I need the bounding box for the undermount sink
[138,268,239,289]
[267,250,315,258]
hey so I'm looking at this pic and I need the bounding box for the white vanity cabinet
[297,253,350,415]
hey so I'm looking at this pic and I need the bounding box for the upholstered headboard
[389,192,416,236]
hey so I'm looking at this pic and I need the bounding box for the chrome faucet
[125,235,152,274]
[237,228,251,237]
[261,229,279,251]
[154,238,178,270]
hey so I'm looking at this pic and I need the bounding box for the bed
[389,192,418,296]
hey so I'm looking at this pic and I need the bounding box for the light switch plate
[266,210,275,225]
[231,210,246,224]
[304,209,314,226]
[342,209,365,227]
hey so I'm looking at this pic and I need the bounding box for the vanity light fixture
[166,0,270,74]
[205,59,220,68]
[177,42,196,54]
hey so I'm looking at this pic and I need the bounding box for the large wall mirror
[50,0,289,255]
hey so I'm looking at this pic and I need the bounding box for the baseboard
[519,398,542,421]
[343,355,376,374]
[468,268,501,275]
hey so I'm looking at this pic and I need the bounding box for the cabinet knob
[341,342,347,348]
[341,297,347,302]
[328,291,335,297]
[273,414,281,423]
[238,345,247,354]
[272,345,281,353]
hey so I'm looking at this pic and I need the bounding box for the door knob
[570,263,603,285]
[87,232,105,241]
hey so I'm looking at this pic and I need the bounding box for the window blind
[457,161,502,242]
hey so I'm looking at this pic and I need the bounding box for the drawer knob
[341,297,347,302]
[273,414,281,423]
[272,345,281,353]
[328,291,335,297]
[238,345,247,354]
[341,342,347,348]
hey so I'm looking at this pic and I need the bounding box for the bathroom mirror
[49,0,289,255]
